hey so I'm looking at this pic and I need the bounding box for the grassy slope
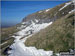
[1,26,18,43]
[25,12,74,53]
[1,26,19,55]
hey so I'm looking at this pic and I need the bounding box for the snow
[59,2,72,11]
[45,9,50,12]
[1,42,7,46]
[56,53,60,56]
[69,9,75,14]
[35,19,39,23]
[38,11,42,13]
[8,20,58,56]
[72,0,75,3]
[22,22,26,24]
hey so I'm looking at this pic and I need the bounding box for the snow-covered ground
[8,20,59,56]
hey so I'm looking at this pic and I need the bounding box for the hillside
[25,12,74,52]
[1,1,75,56]
[25,1,75,53]
[1,25,20,56]
[22,1,74,23]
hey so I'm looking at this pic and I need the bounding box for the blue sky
[1,1,67,27]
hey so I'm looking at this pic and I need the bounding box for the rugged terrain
[24,1,75,52]
[25,12,74,52]
[1,1,75,56]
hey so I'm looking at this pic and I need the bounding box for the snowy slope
[7,1,75,55]
[8,20,56,56]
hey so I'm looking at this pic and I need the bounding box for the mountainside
[22,1,74,23]
[25,12,74,52]
[1,1,75,56]
[23,1,75,52]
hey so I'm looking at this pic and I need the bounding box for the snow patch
[72,0,75,3]
[1,42,7,46]
[22,22,26,24]
[38,11,42,13]
[56,53,60,56]
[8,21,56,56]
[45,9,50,12]
[35,19,39,23]
[59,2,71,11]
[69,9,75,14]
